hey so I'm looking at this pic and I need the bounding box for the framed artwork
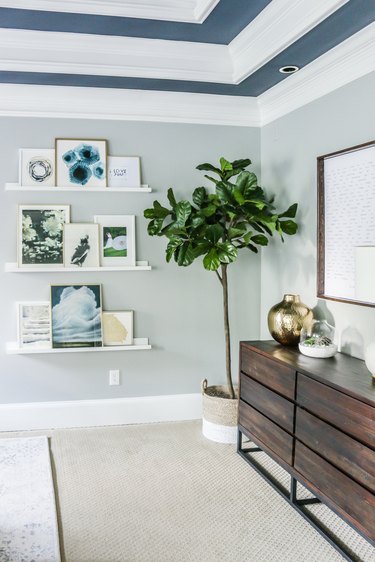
[51,284,103,348]
[18,204,70,268]
[103,311,133,346]
[317,140,375,307]
[17,301,51,349]
[55,138,107,188]
[19,149,55,186]
[94,215,136,266]
[64,223,100,268]
[107,156,141,187]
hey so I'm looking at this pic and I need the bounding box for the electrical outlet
[109,369,120,385]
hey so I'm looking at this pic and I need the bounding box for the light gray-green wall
[260,71,375,358]
[0,118,261,403]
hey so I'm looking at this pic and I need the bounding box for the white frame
[94,215,136,266]
[107,156,141,187]
[18,204,70,268]
[103,311,133,346]
[63,223,100,268]
[19,148,55,187]
[55,138,107,188]
[17,301,51,349]
[51,284,103,349]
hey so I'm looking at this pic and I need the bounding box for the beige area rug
[49,421,374,562]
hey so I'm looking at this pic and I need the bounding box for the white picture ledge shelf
[5,183,151,193]
[6,338,151,355]
[5,261,151,272]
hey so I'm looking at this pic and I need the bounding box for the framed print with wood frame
[18,204,70,268]
[17,301,51,349]
[107,156,141,187]
[64,223,100,268]
[51,284,103,348]
[55,138,107,188]
[94,215,136,266]
[317,140,375,307]
[103,311,133,346]
[19,149,55,186]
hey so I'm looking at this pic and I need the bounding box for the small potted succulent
[144,157,298,442]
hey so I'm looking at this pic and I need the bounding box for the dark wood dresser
[237,341,375,561]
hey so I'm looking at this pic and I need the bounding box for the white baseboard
[0,393,202,431]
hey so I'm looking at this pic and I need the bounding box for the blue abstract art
[56,138,107,187]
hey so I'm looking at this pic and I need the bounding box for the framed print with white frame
[19,149,55,186]
[107,156,141,187]
[103,311,133,346]
[17,301,51,349]
[18,204,70,268]
[64,223,100,268]
[55,138,107,188]
[51,284,103,348]
[94,215,136,266]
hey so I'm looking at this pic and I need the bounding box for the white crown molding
[0,393,202,431]
[229,0,349,83]
[0,83,260,127]
[0,28,232,83]
[258,22,375,126]
[0,0,218,23]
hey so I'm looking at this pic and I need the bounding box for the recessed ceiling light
[279,65,300,74]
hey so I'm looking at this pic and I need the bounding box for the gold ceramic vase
[267,294,312,346]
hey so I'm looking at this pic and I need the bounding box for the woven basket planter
[201,379,238,444]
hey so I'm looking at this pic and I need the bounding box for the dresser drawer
[294,441,375,542]
[240,373,294,433]
[297,373,375,449]
[296,408,375,493]
[239,400,293,465]
[241,346,296,400]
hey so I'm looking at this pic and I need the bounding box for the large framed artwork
[51,284,103,348]
[63,223,100,268]
[17,301,51,349]
[55,138,107,188]
[18,204,70,268]
[94,215,136,266]
[107,156,141,187]
[317,140,375,307]
[19,149,55,186]
[103,311,133,346]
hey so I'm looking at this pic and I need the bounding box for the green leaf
[236,171,258,194]
[217,242,238,264]
[251,234,269,246]
[228,226,246,240]
[196,163,222,175]
[247,244,259,253]
[216,182,233,204]
[279,203,298,219]
[176,242,195,267]
[205,224,224,244]
[233,188,245,205]
[232,158,251,170]
[147,219,164,236]
[199,204,216,217]
[204,174,220,185]
[166,237,183,262]
[167,188,177,209]
[191,215,206,228]
[192,187,207,208]
[280,220,298,235]
[203,248,221,271]
[193,242,211,257]
[220,157,232,172]
[175,200,191,226]
[144,208,156,219]
[242,231,253,245]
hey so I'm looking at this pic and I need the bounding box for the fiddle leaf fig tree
[144,158,298,399]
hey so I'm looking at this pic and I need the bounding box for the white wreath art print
[94,215,136,266]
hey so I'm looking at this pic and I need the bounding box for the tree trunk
[221,264,235,399]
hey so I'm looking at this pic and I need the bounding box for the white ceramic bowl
[298,342,337,358]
